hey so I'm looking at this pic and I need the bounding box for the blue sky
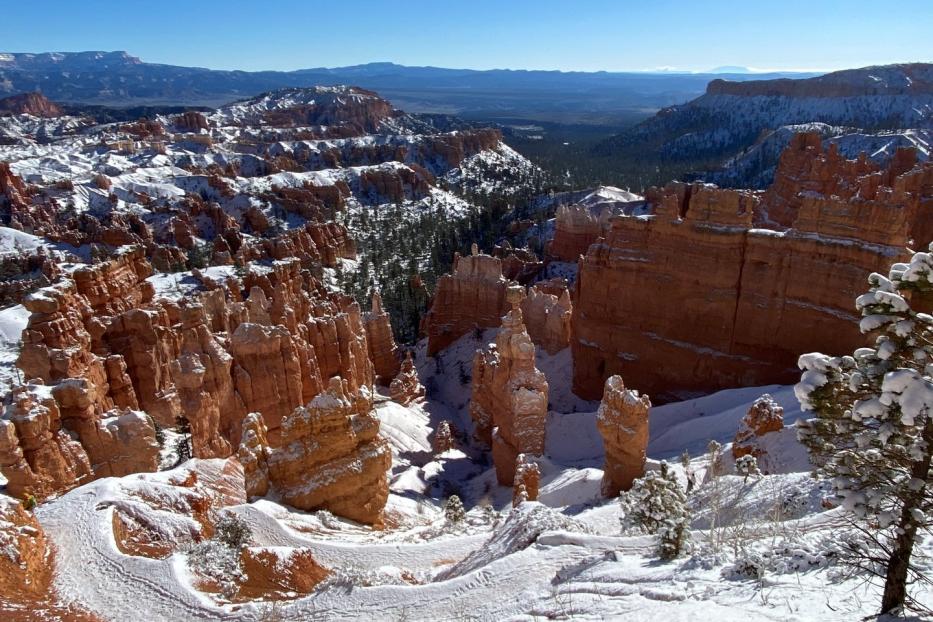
[5,0,931,73]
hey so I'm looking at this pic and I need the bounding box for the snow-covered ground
[22,323,930,620]
[29,368,931,620]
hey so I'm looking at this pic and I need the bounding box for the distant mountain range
[593,62,933,186]
[0,51,816,124]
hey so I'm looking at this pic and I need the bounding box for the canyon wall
[572,135,932,401]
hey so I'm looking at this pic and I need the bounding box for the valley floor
[20,331,933,620]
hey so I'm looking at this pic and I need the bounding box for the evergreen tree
[620,462,690,559]
[797,247,933,615]
[735,454,761,482]
[444,495,466,524]
[173,415,193,466]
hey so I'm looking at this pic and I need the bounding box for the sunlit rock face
[470,287,548,486]
[572,134,933,401]
[596,375,650,497]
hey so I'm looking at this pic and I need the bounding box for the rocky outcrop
[548,203,610,262]
[512,453,540,506]
[423,247,514,356]
[364,292,400,383]
[432,420,454,454]
[174,111,210,132]
[521,279,572,354]
[238,547,328,600]
[760,131,925,229]
[470,287,548,485]
[596,375,650,496]
[389,351,424,405]
[2,247,389,519]
[237,413,270,498]
[267,378,391,525]
[572,136,932,401]
[0,495,52,602]
[0,386,92,500]
[0,92,64,117]
[732,394,784,461]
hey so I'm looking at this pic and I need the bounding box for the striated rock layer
[596,375,650,496]
[572,135,933,401]
[470,287,548,485]
[1,248,391,522]
[266,378,391,525]
[423,247,514,356]
[363,292,400,383]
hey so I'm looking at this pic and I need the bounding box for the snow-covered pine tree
[444,495,466,523]
[797,247,933,615]
[735,454,761,482]
[173,415,193,467]
[620,461,690,559]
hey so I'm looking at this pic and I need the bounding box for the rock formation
[470,286,548,485]
[732,394,784,461]
[596,375,650,496]
[389,351,424,405]
[548,203,610,262]
[238,412,270,498]
[423,247,514,356]
[0,92,64,117]
[0,247,390,522]
[267,378,391,525]
[572,135,933,400]
[521,279,572,354]
[364,292,401,383]
[0,495,52,603]
[512,453,540,506]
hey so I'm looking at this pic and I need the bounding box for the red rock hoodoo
[596,375,650,496]
[422,247,514,356]
[266,377,391,525]
[732,394,785,461]
[470,286,548,485]
[364,291,401,383]
[389,351,424,405]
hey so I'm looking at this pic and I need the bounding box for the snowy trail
[234,504,489,571]
[37,481,235,621]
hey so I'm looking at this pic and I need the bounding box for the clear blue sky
[5,0,931,73]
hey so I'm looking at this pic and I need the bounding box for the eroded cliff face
[266,378,391,525]
[470,287,548,485]
[596,375,650,496]
[547,203,610,262]
[423,248,514,356]
[0,247,390,522]
[364,292,400,383]
[572,135,932,401]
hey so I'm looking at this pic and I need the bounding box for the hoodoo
[470,286,549,485]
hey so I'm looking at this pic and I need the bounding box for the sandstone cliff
[572,135,932,400]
